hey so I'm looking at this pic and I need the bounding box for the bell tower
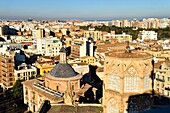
[59,47,67,64]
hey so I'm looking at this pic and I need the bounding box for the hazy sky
[0,0,170,20]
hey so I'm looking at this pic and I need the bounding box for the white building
[36,37,62,57]
[14,63,37,81]
[138,30,157,41]
[160,18,170,28]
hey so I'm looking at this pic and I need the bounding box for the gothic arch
[107,97,119,113]
[124,65,139,92]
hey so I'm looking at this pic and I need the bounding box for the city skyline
[0,0,170,20]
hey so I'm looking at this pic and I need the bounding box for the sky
[0,0,170,20]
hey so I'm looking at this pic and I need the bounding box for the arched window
[143,75,150,90]
[109,74,120,91]
[124,66,139,92]
[107,98,119,113]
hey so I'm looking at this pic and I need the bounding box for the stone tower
[103,52,153,113]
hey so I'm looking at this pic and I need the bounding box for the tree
[13,79,24,99]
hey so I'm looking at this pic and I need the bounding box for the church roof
[50,63,77,78]
[59,47,66,52]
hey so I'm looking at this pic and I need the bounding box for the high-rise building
[0,54,15,90]
[71,38,93,58]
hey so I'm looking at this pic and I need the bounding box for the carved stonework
[107,97,119,113]
[125,66,138,76]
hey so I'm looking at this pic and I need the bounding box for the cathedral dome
[50,63,77,78]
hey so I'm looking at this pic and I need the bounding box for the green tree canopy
[13,79,24,99]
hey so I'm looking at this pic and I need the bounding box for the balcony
[156,78,165,82]
[2,74,6,77]
[2,79,7,82]
[165,87,170,91]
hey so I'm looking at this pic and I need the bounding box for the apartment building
[35,60,55,76]
[138,30,157,41]
[80,56,95,65]
[36,37,62,57]
[14,63,37,81]
[0,54,15,90]
[154,62,170,97]
[71,37,93,58]
[112,33,132,43]
[84,30,103,41]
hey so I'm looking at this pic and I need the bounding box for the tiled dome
[50,63,77,78]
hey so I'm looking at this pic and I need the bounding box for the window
[56,86,59,91]
[109,74,120,91]
[124,66,139,92]
[144,75,150,90]
[32,92,35,99]
[9,82,12,86]
[18,73,20,77]
[8,59,12,63]
[168,77,170,81]
[9,73,12,77]
[9,78,13,81]
[162,84,164,88]
[72,85,74,90]
[162,76,164,80]
[25,87,28,95]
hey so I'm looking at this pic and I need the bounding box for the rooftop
[22,79,63,101]
[48,104,103,113]
[50,63,78,78]
[106,52,151,58]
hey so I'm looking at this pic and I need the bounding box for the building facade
[71,38,93,58]
[23,47,82,112]
[103,52,153,113]
[0,54,15,90]
[154,62,170,97]
[36,37,62,57]
[138,30,157,41]
[14,63,37,81]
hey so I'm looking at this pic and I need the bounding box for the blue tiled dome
[50,63,77,78]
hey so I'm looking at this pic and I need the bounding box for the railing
[33,83,63,98]
[156,78,165,82]
[2,74,6,77]
[165,87,170,91]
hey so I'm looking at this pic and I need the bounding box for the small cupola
[59,47,67,64]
